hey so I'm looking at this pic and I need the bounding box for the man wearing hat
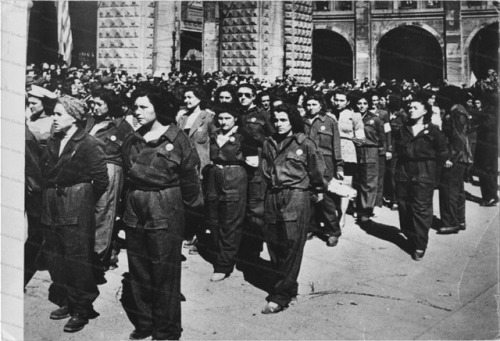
[40,95,109,333]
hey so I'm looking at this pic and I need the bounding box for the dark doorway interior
[27,1,58,66]
[180,31,202,75]
[69,2,98,68]
[312,29,353,84]
[27,1,97,67]
[469,22,499,80]
[378,25,443,85]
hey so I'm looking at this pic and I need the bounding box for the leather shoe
[63,314,88,333]
[412,249,425,261]
[210,273,227,282]
[459,223,466,231]
[50,306,70,320]
[437,226,460,234]
[261,301,287,314]
[326,236,339,247]
[129,329,152,340]
[306,232,314,240]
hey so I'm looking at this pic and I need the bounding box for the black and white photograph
[1,0,499,340]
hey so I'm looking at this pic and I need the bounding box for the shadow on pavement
[357,220,412,255]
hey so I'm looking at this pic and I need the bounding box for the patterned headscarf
[58,95,87,121]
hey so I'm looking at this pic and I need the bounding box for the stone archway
[467,22,499,81]
[312,29,353,84]
[376,24,444,85]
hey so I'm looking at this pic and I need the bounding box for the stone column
[202,1,219,73]
[154,1,179,74]
[444,1,462,85]
[354,1,370,81]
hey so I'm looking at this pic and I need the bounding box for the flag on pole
[56,0,73,66]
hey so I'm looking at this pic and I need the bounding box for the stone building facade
[82,1,499,85]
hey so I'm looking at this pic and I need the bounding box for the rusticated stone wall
[283,1,313,84]
[97,1,156,75]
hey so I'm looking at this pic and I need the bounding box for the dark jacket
[261,133,327,191]
[84,116,134,166]
[26,126,44,217]
[393,123,449,185]
[303,111,344,180]
[209,127,259,166]
[41,127,109,198]
[241,106,275,146]
[357,112,386,163]
[442,104,473,165]
[121,124,203,208]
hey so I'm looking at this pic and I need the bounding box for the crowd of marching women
[24,61,498,339]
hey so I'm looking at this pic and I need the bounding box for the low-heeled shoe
[459,223,466,230]
[437,226,460,234]
[412,250,425,261]
[63,314,88,333]
[129,329,153,340]
[50,306,70,320]
[210,273,227,282]
[261,302,287,314]
[326,236,339,247]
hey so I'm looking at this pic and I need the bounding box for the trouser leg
[24,214,44,287]
[126,228,154,332]
[376,155,385,207]
[357,162,378,218]
[396,181,414,248]
[410,182,434,251]
[439,164,465,227]
[148,229,183,341]
[312,192,341,237]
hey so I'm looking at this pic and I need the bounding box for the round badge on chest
[424,130,429,134]
[110,135,117,141]
[251,117,256,122]
[166,143,174,151]
[296,149,303,156]
[229,136,235,142]
[320,126,326,131]
[369,120,374,125]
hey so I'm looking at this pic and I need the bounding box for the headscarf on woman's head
[58,95,87,121]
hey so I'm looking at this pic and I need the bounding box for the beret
[28,85,57,99]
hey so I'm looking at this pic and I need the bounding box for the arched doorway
[180,31,202,75]
[469,22,499,80]
[378,25,443,85]
[312,29,353,84]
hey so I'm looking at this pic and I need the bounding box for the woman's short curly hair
[132,85,179,125]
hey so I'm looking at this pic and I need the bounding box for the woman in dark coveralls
[205,103,259,282]
[121,86,203,340]
[393,95,448,261]
[41,96,109,333]
[86,89,133,281]
[353,92,386,225]
[261,103,327,314]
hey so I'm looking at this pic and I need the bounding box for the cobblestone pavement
[24,180,499,340]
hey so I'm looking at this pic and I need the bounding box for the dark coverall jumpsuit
[238,106,274,264]
[375,108,392,207]
[356,112,386,219]
[40,128,109,318]
[121,124,203,340]
[261,133,327,307]
[84,116,133,273]
[205,128,259,274]
[384,109,407,205]
[439,105,473,228]
[25,125,45,287]
[303,111,343,238]
[393,124,448,251]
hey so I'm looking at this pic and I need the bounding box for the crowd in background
[24,60,499,339]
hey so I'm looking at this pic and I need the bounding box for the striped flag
[56,0,73,65]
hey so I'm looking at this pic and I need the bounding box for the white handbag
[327,178,357,200]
